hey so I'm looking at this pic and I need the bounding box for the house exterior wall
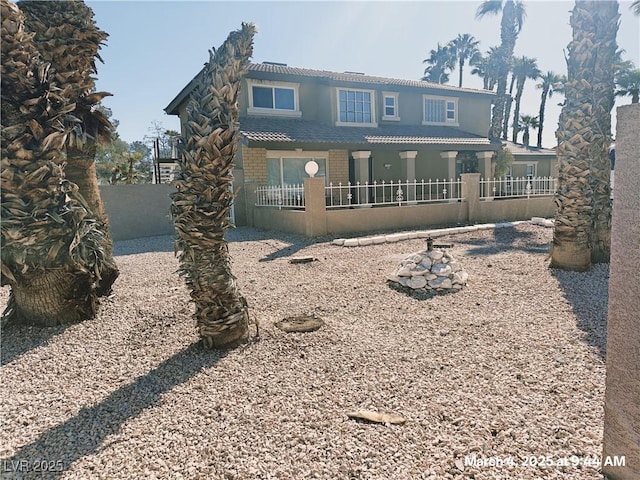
[328,149,349,184]
[242,146,268,183]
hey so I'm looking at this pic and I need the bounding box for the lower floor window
[267,156,327,185]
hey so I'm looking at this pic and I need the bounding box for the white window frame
[247,79,302,117]
[422,95,459,126]
[382,91,400,121]
[266,150,329,186]
[511,161,539,178]
[335,88,378,127]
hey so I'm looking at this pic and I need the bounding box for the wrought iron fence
[255,184,305,209]
[325,179,463,208]
[479,176,557,199]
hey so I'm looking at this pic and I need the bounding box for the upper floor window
[247,80,301,117]
[336,88,377,126]
[382,92,400,121]
[423,95,458,125]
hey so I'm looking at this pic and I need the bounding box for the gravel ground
[0,224,610,480]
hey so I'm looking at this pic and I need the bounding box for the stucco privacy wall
[602,104,640,480]
[99,184,174,241]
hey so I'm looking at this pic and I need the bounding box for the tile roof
[248,63,495,96]
[239,117,498,148]
[165,62,495,115]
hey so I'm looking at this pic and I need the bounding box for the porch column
[351,150,371,185]
[399,150,418,202]
[476,151,494,179]
[440,151,458,180]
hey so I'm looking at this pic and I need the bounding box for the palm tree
[517,114,539,146]
[511,56,541,143]
[19,0,118,296]
[2,0,106,325]
[632,0,640,15]
[551,1,618,270]
[422,43,455,84]
[471,46,501,90]
[615,68,640,103]
[536,71,563,147]
[448,33,481,87]
[171,23,256,349]
[476,0,527,139]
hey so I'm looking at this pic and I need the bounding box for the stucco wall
[326,203,467,235]
[252,208,307,235]
[603,104,640,480]
[476,197,556,223]
[100,184,174,241]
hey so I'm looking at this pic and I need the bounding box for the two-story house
[165,62,532,227]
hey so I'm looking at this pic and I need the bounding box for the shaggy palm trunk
[589,1,618,263]
[20,0,118,294]
[171,23,255,349]
[66,147,118,294]
[2,0,105,326]
[551,1,613,271]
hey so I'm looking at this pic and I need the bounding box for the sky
[87,0,640,149]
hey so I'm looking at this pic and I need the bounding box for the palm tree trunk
[6,268,96,326]
[551,0,614,271]
[503,74,516,139]
[589,1,619,263]
[512,80,525,143]
[66,146,119,295]
[458,60,464,88]
[537,86,549,148]
[171,23,256,349]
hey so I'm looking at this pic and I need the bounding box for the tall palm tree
[632,0,640,15]
[448,33,481,87]
[422,43,455,84]
[511,56,541,143]
[517,114,539,146]
[171,23,256,349]
[19,0,118,296]
[2,0,106,325]
[551,1,618,271]
[615,68,640,103]
[471,46,501,90]
[536,71,563,147]
[476,0,527,139]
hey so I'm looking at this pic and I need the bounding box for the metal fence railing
[255,184,305,209]
[479,176,557,199]
[325,179,464,208]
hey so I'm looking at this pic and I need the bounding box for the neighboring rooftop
[502,140,556,155]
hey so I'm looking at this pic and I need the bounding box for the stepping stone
[346,410,406,425]
[274,315,324,333]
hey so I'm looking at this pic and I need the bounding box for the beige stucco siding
[457,95,493,136]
